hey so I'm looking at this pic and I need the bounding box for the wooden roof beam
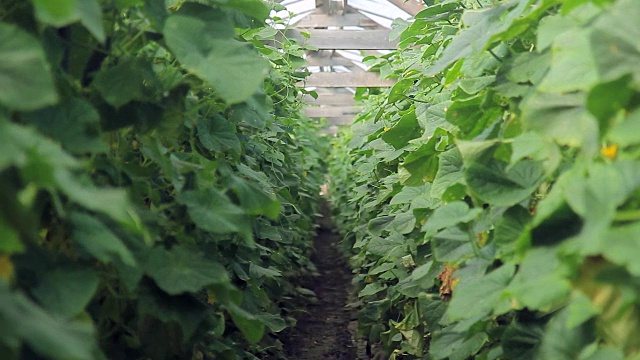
[301,72,394,87]
[287,29,397,50]
[387,0,425,17]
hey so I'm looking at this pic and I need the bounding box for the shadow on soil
[281,201,358,360]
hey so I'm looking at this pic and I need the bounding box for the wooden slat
[287,29,397,50]
[295,13,378,28]
[301,72,394,87]
[305,105,362,118]
[325,117,354,125]
[303,93,357,105]
[305,53,356,67]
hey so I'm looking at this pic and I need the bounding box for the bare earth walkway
[283,203,358,360]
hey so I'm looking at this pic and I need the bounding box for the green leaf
[430,317,489,360]
[76,0,105,42]
[520,91,599,153]
[537,309,596,360]
[601,222,640,276]
[367,235,405,258]
[381,111,421,149]
[212,0,270,21]
[388,79,414,103]
[431,147,465,200]
[608,107,640,146]
[163,3,267,104]
[31,0,77,26]
[177,188,253,244]
[590,0,640,82]
[226,176,281,220]
[31,267,99,319]
[22,98,107,154]
[446,264,515,321]
[255,312,287,333]
[422,201,481,235]
[197,114,241,154]
[54,171,136,226]
[368,215,395,236]
[464,159,545,207]
[566,291,600,329]
[229,91,273,129]
[432,227,474,263]
[0,23,58,110]
[446,96,502,139]
[402,128,449,185]
[493,206,531,258]
[388,212,415,234]
[537,28,598,92]
[390,185,427,205]
[93,59,158,108]
[0,283,99,360]
[0,217,24,253]
[144,246,230,295]
[505,51,550,84]
[506,247,571,310]
[70,213,136,266]
[501,321,544,360]
[138,283,210,339]
[359,282,387,297]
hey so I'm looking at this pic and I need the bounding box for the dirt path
[283,203,357,360]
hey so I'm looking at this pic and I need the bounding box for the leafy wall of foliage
[329,0,640,359]
[0,1,323,359]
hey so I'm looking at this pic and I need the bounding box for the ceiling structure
[275,0,426,132]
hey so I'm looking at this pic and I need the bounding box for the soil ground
[282,203,359,360]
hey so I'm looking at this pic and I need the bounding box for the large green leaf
[225,176,281,220]
[445,96,502,139]
[432,227,475,263]
[93,59,158,108]
[144,246,230,295]
[211,0,270,21]
[197,113,241,154]
[0,282,100,359]
[506,247,571,310]
[31,267,99,319]
[0,23,58,110]
[31,0,104,41]
[163,3,267,104]
[381,111,421,149]
[70,213,136,266]
[464,159,545,207]
[430,317,489,360]
[537,27,598,92]
[22,98,106,154]
[590,0,640,82]
[520,92,599,154]
[0,217,24,253]
[431,147,465,200]
[536,309,596,360]
[31,0,77,26]
[446,264,515,321]
[422,201,481,235]
[177,188,253,243]
[366,234,406,258]
[138,283,210,339]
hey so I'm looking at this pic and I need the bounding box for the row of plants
[0,1,324,359]
[329,0,640,359]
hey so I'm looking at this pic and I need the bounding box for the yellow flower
[0,255,14,283]
[601,143,618,159]
[383,127,391,132]
[207,291,217,304]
